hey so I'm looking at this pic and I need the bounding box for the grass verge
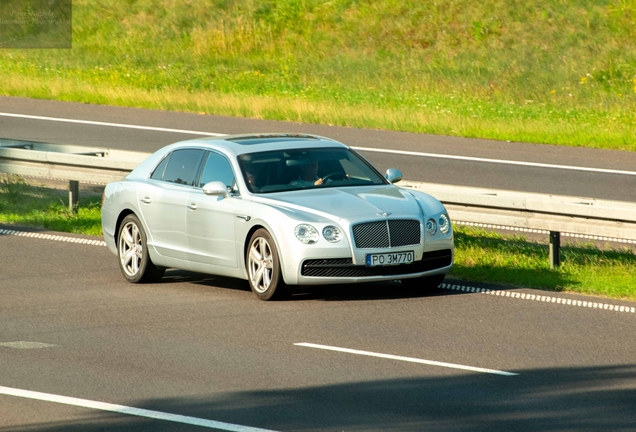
[453,227,636,301]
[1,0,635,150]
[2,175,634,300]
[0,176,102,236]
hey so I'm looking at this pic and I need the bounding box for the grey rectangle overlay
[0,0,72,49]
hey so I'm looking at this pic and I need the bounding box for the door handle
[187,203,198,210]
[140,197,152,204]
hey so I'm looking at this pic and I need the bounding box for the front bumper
[283,248,453,285]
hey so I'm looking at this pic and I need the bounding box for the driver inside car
[289,160,327,187]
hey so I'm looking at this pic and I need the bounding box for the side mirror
[202,181,229,197]
[385,168,403,184]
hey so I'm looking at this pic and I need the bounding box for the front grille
[301,249,452,278]
[352,219,420,249]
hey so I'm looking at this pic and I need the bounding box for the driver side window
[198,151,236,190]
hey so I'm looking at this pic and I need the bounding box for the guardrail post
[549,231,561,268]
[69,180,79,212]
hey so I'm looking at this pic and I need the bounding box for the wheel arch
[243,224,266,267]
[115,208,137,241]
[242,223,290,284]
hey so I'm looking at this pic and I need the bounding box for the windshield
[238,147,387,193]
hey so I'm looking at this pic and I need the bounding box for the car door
[186,151,238,268]
[139,148,205,261]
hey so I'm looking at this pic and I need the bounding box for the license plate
[366,251,414,267]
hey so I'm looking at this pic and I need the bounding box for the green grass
[0,176,102,236]
[1,0,635,149]
[453,226,636,300]
[1,176,634,300]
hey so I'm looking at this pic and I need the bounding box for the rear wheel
[117,214,165,283]
[246,229,287,300]
[401,274,445,292]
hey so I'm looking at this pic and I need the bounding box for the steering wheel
[321,172,349,182]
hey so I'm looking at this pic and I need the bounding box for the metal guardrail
[401,181,636,267]
[1,138,635,267]
[0,138,149,210]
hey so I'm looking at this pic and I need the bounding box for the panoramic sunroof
[226,135,320,145]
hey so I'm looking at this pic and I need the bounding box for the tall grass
[0,0,635,149]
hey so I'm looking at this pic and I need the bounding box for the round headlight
[322,226,342,243]
[426,218,437,236]
[438,213,450,234]
[295,224,319,244]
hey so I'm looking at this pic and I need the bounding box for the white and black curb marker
[439,282,636,314]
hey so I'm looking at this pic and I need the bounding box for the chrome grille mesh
[388,220,421,247]
[352,221,389,248]
[352,219,420,249]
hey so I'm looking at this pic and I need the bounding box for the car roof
[175,133,348,157]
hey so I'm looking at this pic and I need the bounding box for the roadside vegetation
[0,176,102,236]
[1,0,635,150]
[1,176,634,301]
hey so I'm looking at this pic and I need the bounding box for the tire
[117,214,165,283]
[246,228,287,300]
[401,274,445,292]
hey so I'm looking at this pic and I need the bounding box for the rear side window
[156,149,205,186]
[150,154,170,180]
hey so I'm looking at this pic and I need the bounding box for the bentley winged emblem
[376,212,392,217]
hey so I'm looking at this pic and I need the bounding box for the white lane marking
[294,342,518,376]
[438,283,636,314]
[0,386,277,432]
[2,112,635,177]
[0,341,58,349]
[0,112,224,136]
[0,228,106,246]
[352,146,636,177]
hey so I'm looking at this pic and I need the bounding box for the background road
[1,96,636,201]
[1,231,635,431]
[1,96,635,430]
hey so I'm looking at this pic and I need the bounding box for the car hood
[253,185,425,221]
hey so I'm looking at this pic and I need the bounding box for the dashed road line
[0,341,59,349]
[0,386,277,431]
[0,228,106,246]
[439,282,636,314]
[295,343,518,376]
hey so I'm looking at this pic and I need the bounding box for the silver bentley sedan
[101,134,454,300]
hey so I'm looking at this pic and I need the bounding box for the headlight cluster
[426,213,451,236]
[426,218,437,236]
[294,224,342,244]
[438,213,451,234]
[322,226,343,243]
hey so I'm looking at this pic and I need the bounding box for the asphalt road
[1,230,635,431]
[1,96,636,201]
[1,97,636,430]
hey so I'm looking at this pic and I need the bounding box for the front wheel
[401,274,445,292]
[246,229,287,300]
[117,214,165,283]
